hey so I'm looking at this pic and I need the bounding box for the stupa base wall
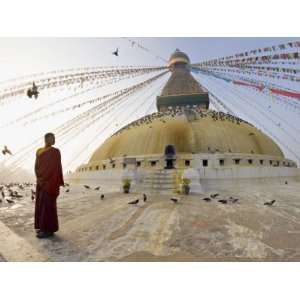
[66,166,300,194]
[66,169,124,192]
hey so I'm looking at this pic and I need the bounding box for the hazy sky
[1,37,300,80]
[0,37,299,172]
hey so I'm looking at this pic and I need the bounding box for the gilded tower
[156,49,209,111]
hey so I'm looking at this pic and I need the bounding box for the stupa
[69,50,299,193]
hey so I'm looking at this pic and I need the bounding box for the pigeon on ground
[264,200,276,206]
[65,189,70,193]
[84,185,90,189]
[202,197,211,202]
[128,199,139,205]
[100,194,105,200]
[13,194,23,198]
[170,197,179,204]
[95,186,100,190]
[231,198,239,203]
[210,193,219,198]
[218,199,227,204]
[143,193,147,202]
[31,195,35,202]
[6,199,14,204]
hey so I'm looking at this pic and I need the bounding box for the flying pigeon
[2,145,12,155]
[112,48,119,56]
[27,82,39,99]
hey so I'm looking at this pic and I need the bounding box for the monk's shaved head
[44,132,55,146]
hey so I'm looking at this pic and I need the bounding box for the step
[136,187,176,194]
[142,184,174,188]
[143,178,175,183]
[145,173,175,177]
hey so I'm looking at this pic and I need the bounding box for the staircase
[136,169,178,194]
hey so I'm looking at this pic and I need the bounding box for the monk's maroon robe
[34,147,64,233]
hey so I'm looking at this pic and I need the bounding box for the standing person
[34,133,64,239]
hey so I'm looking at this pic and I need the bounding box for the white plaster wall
[66,169,123,191]
[201,177,300,192]
[197,166,300,179]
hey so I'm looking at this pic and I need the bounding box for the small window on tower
[270,160,273,165]
[112,164,115,168]
[234,159,240,165]
[103,165,106,170]
[136,161,141,167]
[248,159,253,165]
[260,160,264,165]
[202,159,208,167]
[185,160,190,166]
[150,161,156,167]
[96,165,99,170]
[219,159,224,166]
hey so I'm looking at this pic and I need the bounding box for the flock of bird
[124,191,277,207]
[0,181,277,208]
[113,105,250,137]
[201,193,276,206]
[0,182,35,204]
[121,191,277,207]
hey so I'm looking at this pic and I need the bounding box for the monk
[34,133,64,239]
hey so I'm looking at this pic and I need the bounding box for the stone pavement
[1,182,300,261]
